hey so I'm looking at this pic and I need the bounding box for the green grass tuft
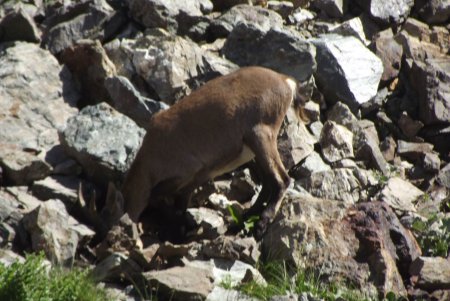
[0,253,109,301]
[231,261,375,301]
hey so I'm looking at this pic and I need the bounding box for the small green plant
[227,205,260,233]
[0,253,109,301]
[412,214,450,257]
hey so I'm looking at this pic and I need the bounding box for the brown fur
[122,66,310,239]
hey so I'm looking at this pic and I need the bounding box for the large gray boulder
[132,32,233,103]
[209,4,284,38]
[126,0,213,34]
[0,42,79,184]
[222,24,316,82]
[41,0,124,54]
[355,0,414,25]
[60,102,145,183]
[312,34,383,112]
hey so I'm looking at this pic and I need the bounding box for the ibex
[122,66,312,239]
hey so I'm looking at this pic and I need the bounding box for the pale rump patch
[208,145,255,179]
[285,78,297,103]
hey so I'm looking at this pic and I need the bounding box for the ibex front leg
[245,125,291,239]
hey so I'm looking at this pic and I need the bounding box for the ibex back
[122,66,311,239]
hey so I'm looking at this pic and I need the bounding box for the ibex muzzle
[122,66,311,239]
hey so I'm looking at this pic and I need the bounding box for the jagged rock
[0,42,79,173]
[105,75,169,129]
[410,257,450,290]
[403,18,431,41]
[0,146,51,186]
[407,58,450,125]
[413,0,450,25]
[291,151,331,179]
[22,199,94,265]
[144,264,214,300]
[422,152,441,174]
[437,163,450,189]
[311,0,346,18]
[397,140,434,161]
[330,16,370,45]
[327,102,387,174]
[308,120,323,140]
[222,24,316,81]
[398,112,424,138]
[91,252,143,283]
[132,32,218,102]
[380,136,397,162]
[296,168,377,204]
[0,190,24,247]
[378,177,423,212]
[201,236,261,265]
[320,121,354,163]
[372,28,403,83]
[42,0,125,54]
[302,101,321,122]
[289,7,315,25]
[95,214,141,260]
[186,259,266,286]
[312,34,383,111]
[0,7,40,43]
[267,1,295,19]
[263,195,419,298]
[3,186,42,212]
[209,4,284,38]
[60,39,116,107]
[207,287,257,301]
[356,0,414,25]
[60,102,145,183]
[278,108,316,170]
[145,258,264,300]
[31,176,80,208]
[186,207,226,240]
[349,202,421,297]
[126,0,213,34]
[397,31,445,62]
[207,193,245,218]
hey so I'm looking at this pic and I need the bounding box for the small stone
[380,136,397,162]
[31,176,80,207]
[398,112,424,138]
[320,121,354,163]
[292,151,331,179]
[437,163,450,189]
[422,152,440,174]
[186,207,226,240]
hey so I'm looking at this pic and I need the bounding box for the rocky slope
[0,0,449,300]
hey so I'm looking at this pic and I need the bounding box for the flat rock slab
[144,265,214,300]
[60,102,145,183]
[378,177,423,212]
[410,256,450,290]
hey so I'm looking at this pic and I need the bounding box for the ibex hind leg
[245,125,291,239]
